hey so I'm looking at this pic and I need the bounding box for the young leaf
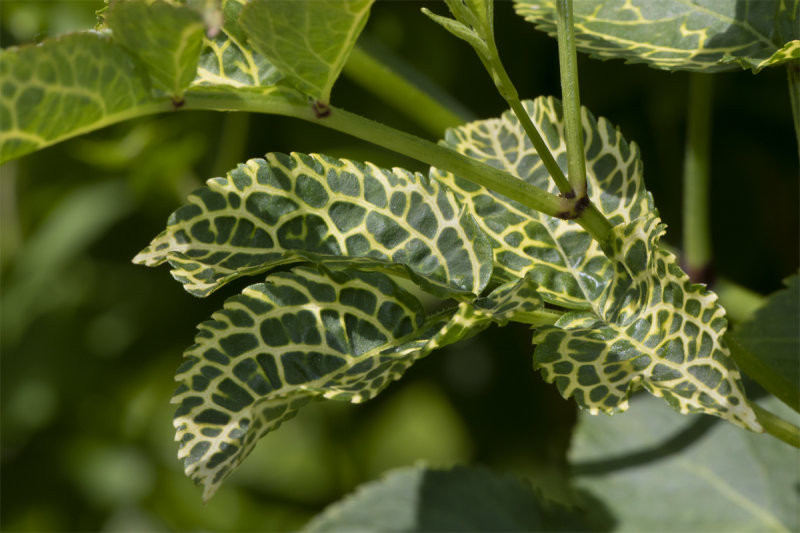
[134,152,493,299]
[0,32,168,164]
[514,0,795,73]
[239,0,375,104]
[107,0,205,98]
[172,266,544,500]
[430,97,653,309]
[532,216,760,431]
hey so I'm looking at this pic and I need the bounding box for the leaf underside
[514,0,798,73]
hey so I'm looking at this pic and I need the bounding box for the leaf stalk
[749,401,800,449]
[555,0,588,199]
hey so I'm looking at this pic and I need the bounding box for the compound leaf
[173,266,544,500]
[107,0,205,98]
[431,97,653,309]
[0,32,168,164]
[514,0,795,73]
[431,97,757,430]
[239,0,374,103]
[135,152,493,298]
[532,217,759,431]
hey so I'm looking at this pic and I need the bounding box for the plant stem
[788,61,800,162]
[682,73,713,282]
[749,401,800,448]
[555,0,587,198]
[482,31,573,195]
[343,44,473,136]
[183,88,568,219]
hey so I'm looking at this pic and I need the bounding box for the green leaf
[107,0,205,98]
[432,97,757,430]
[192,0,284,88]
[514,0,795,73]
[303,465,591,532]
[134,151,493,298]
[431,97,653,309]
[570,394,799,531]
[172,266,544,500]
[239,0,374,104]
[722,39,800,73]
[732,274,800,412]
[0,32,169,164]
[532,217,759,431]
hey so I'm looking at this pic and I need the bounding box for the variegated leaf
[430,96,653,309]
[173,266,544,500]
[239,0,374,104]
[514,0,797,73]
[134,152,493,298]
[192,0,284,88]
[532,217,760,431]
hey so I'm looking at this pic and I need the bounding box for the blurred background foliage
[0,1,797,531]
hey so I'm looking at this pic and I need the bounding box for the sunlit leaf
[514,0,796,73]
[239,0,374,104]
[303,465,591,532]
[134,152,493,298]
[722,39,800,73]
[0,32,169,163]
[107,0,205,98]
[172,267,544,500]
[431,97,653,308]
[432,96,757,430]
[532,217,759,431]
[570,394,799,531]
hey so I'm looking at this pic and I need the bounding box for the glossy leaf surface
[240,0,374,103]
[533,217,759,430]
[431,97,652,308]
[107,0,205,98]
[135,152,493,298]
[432,97,757,430]
[0,32,167,163]
[173,267,543,500]
[514,0,797,73]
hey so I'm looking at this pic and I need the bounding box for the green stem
[483,33,572,195]
[182,88,613,243]
[555,0,587,198]
[750,402,800,448]
[682,73,713,281]
[788,61,800,162]
[183,88,570,222]
[343,44,473,136]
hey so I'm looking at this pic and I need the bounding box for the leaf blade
[513,0,793,73]
[0,32,169,163]
[134,152,493,298]
[239,0,375,103]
